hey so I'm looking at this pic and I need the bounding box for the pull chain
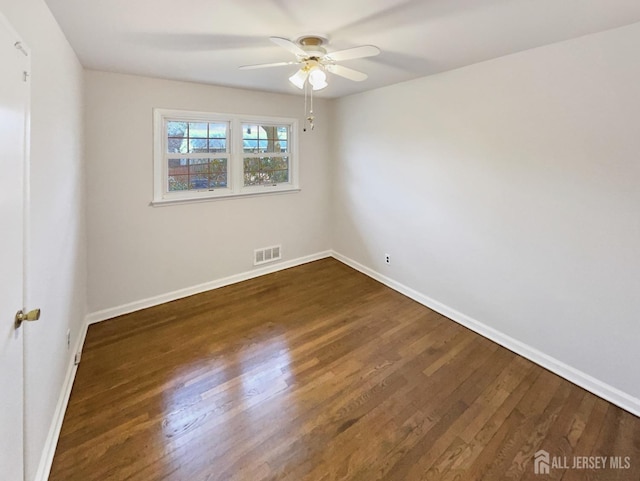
[303,80,315,132]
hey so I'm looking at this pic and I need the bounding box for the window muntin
[153,109,298,204]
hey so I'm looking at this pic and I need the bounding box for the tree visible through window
[242,124,289,186]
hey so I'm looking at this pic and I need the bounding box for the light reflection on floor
[159,329,298,479]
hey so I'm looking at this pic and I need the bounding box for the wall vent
[254,245,282,266]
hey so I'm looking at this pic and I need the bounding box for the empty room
[1,0,639,480]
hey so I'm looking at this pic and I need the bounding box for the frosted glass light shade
[289,69,308,89]
[309,68,328,90]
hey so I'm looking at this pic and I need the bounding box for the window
[153,109,298,204]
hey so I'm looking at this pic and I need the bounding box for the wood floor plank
[48,258,640,481]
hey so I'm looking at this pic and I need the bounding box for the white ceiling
[45,0,640,98]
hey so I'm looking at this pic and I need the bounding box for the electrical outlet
[66,329,71,350]
[385,254,391,264]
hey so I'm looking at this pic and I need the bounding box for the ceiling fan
[239,35,381,91]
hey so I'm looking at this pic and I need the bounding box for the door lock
[15,308,41,328]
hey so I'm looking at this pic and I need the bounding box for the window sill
[150,187,301,207]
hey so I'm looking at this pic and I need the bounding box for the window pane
[189,163,209,174]
[168,137,187,153]
[189,177,209,189]
[271,169,289,183]
[243,156,289,186]
[167,121,187,137]
[168,158,188,168]
[189,138,208,153]
[243,124,258,137]
[277,126,288,138]
[168,175,189,191]
[243,139,257,152]
[188,122,208,138]
[244,157,260,173]
[242,124,289,153]
[209,139,226,152]
[167,158,227,190]
[209,123,227,138]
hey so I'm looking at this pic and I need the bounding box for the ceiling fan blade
[326,64,368,82]
[270,36,307,57]
[324,45,380,62]
[239,61,298,70]
[288,68,309,89]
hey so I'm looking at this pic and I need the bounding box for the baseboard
[86,251,332,325]
[330,250,640,418]
[33,318,88,481]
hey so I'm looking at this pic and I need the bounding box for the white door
[0,13,30,481]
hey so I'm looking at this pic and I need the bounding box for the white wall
[84,71,331,314]
[0,1,86,480]
[331,23,640,402]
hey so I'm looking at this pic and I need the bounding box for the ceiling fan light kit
[240,35,380,131]
[288,68,308,89]
[308,68,327,90]
[288,60,328,91]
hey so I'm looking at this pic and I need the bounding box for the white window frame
[152,108,299,205]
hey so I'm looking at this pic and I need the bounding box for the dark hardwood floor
[49,258,640,480]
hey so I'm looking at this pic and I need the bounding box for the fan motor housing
[296,34,328,58]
